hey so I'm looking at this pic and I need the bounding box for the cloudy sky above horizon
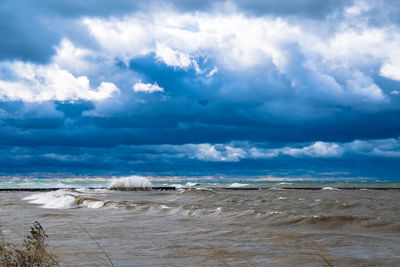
[1,0,400,179]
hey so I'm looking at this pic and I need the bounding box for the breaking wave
[108,176,151,190]
[228,183,249,188]
[23,190,107,209]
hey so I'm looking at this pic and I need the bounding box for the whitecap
[215,207,224,215]
[170,184,185,189]
[82,200,106,209]
[322,187,340,191]
[228,183,249,188]
[195,187,212,191]
[75,188,109,193]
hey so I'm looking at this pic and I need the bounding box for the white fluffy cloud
[83,17,153,64]
[191,144,246,162]
[133,81,164,93]
[2,3,400,105]
[182,142,345,162]
[345,71,386,102]
[390,90,400,95]
[82,7,400,106]
[349,138,400,157]
[380,53,400,81]
[53,38,96,75]
[155,43,193,69]
[171,137,400,162]
[0,61,119,102]
[249,147,280,159]
[247,142,345,159]
[282,142,345,158]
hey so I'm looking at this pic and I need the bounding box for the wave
[21,190,388,230]
[23,190,107,209]
[75,188,109,193]
[228,183,249,188]
[322,187,340,190]
[170,184,185,189]
[277,182,292,185]
[22,176,155,210]
[108,176,151,190]
[278,215,371,227]
[186,182,200,187]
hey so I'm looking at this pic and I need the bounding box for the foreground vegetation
[0,221,58,266]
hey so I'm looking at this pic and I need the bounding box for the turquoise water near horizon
[1,176,400,189]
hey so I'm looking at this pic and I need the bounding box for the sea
[1,176,400,266]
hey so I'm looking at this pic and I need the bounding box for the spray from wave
[108,176,152,190]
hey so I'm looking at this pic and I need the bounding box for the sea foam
[108,176,152,190]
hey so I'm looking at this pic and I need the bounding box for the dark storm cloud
[0,0,357,63]
[0,1,58,62]
[0,0,143,62]
[1,0,400,179]
[0,0,398,63]
[1,141,399,179]
[1,52,399,149]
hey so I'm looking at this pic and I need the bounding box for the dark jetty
[221,187,400,190]
[0,187,176,192]
[1,187,400,192]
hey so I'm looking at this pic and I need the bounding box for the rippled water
[1,184,400,266]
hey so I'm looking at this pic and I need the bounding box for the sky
[1,0,400,180]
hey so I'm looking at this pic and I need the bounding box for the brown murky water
[1,187,400,266]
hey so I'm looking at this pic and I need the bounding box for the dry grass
[0,221,59,267]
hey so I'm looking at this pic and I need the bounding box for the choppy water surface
[1,180,400,266]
